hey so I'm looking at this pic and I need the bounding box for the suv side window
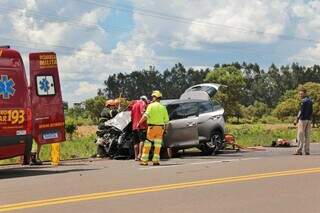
[167,102,198,120]
[212,100,222,111]
[167,104,185,120]
[184,102,198,118]
[199,101,213,114]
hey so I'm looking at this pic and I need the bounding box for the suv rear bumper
[0,135,33,164]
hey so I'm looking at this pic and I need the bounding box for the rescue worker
[96,99,119,158]
[293,88,313,155]
[30,142,43,165]
[131,96,148,161]
[100,99,119,122]
[137,90,169,166]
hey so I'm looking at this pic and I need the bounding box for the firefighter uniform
[140,91,169,165]
[96,99,119,158]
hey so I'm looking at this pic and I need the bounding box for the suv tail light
[26,107,32,134]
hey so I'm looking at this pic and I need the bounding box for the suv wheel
[200,131,223,155]
[170,148,179,158]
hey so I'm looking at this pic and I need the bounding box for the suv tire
[200,131,223,155]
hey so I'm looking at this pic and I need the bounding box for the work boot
[293,151,302,155]
[140,161,148,166]
[30,153,43,166]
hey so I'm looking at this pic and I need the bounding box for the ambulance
[0,46,65,164]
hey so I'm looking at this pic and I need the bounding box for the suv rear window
[186,85,217,97]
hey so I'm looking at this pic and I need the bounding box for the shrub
[227,116,254,124]
[65,118,78,140]
[259,115,280,124]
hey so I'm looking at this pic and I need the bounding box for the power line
[1,3,317,64]
[0,5,103,32]
[3,34,318,66]
[76,0,320,44]
[2,2,316,58]
[5,38,179,64]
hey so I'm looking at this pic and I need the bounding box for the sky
[0,0,320,105]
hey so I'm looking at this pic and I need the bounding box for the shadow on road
[0,167,99,180]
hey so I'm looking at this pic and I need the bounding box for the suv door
[29,52,66,144]
[197,101,215,142]
[164,102,198,148]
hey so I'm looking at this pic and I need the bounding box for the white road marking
[190,161,226,165]
[139,165,182,170]
[139,157,261,170]
[241,157,261,161]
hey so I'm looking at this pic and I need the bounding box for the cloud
[290,1,320,64]
[75,82,100,97]
[59,39,158,104]
[80,7,110,26]
[132,0,290,50]
[1,0,162,104]
[291,42,320,65]
[3,0,320,104]
[0,0,113,104]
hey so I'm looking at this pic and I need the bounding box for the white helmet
[140,95,148,101]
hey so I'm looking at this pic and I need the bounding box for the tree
[102,64,208,100]
[251,101,271,118]
[67,103,86,119]
[84,96,106,123]
[205,66,245,118]
[272,97,299,120]
[273,82,320,124]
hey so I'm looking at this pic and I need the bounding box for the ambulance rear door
[29,52,66,144]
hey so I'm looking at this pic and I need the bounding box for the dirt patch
[76,125,97,137]
[264,124,294,130]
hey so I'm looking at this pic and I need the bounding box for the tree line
[67,62,320,124]
[101,62,320,107]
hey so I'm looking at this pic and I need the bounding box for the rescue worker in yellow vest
[137,90,169,166]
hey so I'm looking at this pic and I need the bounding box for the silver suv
[163,84,225,156]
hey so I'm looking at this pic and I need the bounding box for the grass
[1,124,320,165]
[226,124,320,147]
[0,134,96,165]
[39,134,97,161]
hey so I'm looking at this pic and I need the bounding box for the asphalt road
[1,144,320,213]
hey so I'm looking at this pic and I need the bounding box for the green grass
[39,134,96,161]
[0,134,96,165]
[226,124,320,147]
